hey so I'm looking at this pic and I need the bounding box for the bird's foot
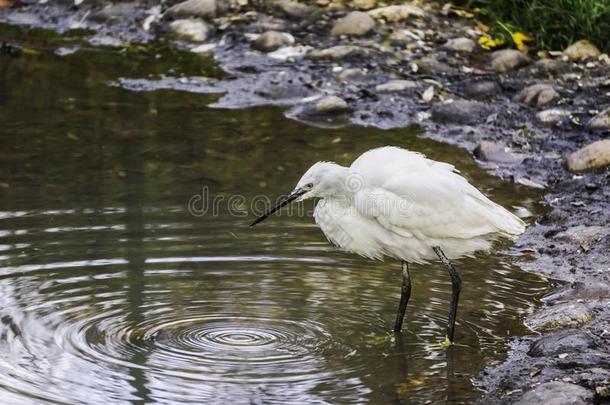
[439,335,453,349]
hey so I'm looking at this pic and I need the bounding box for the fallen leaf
[529,368,541,377]
[0,0,15,8]
[512,32,534,52]
[479,35,505,50]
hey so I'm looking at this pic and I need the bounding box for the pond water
[0,25,549,404]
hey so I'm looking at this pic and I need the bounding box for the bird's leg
[393,261,411,333]
[432,246,461,344]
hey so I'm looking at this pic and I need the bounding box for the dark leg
[394,261,411,332]
[432,246,461,343]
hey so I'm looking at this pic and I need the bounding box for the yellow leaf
[512,32,534,52]
[479,35,505,50]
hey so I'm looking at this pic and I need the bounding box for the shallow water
[0,25,549,404]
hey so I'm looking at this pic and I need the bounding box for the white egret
[251,146,525,345]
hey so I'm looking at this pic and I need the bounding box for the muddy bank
[2,0,609,402]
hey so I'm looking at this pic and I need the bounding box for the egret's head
[250,161,347,226]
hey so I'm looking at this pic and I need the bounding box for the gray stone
[315,95,349,113]
[542,281,610,305]
[252,31,294,52]
[491,49,531,73]
[588,106,610,130]
[169,19,211,42]
[513,84,560,107]
[444,37,475,53]
[567,139,610,171]
[90,3,137,23]
[463,81,500,99]
[528,329,596,357]
[515,382,593,405]
[536,108,572,125]
[336,68,368,83]
[331,11,376,36]
[415,56,453,75]
[166,0,218,19]
[375,80,417,93]
[431,99,491,125]
[308,45,369,60]
[274,0,315,19]
[368,5,425,22]
[530,58,569,75]
[525,302,593,332]
[474,141,522,164]
[564,39,601,61]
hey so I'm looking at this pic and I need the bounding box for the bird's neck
[319,165,356,201]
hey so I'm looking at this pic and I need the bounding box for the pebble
[169,19,211,42]
[252,31,295,52]
[474,141,522,164]
[367,5,424,22]
[513,84,560,107]
[515,382,593,405]
[525,302,593,332]
[431,99,491,125]
[166,0,218,19]
[315,95,349,113]
[563,39,601,61]
[308,45,368,60]
[351,0,376,10]
[274,0,316,19]
[588,106,610,130]
[536,108,572,125]
[444,37,475,53]
[567,139,610,171]
[463,80,500,99]
[375,80,417,93]
[330,11,375,37]
[491,49,531,73]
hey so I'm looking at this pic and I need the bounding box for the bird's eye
[303,183,314,190]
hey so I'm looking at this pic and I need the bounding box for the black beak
[250,188,306,226]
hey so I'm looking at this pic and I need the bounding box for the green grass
[457,0,610,51]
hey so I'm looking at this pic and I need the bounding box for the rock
[90,3,137,23]
[525,302,593,332]
[267,45,311,61]
[414,56,454,75]
[542,281,610,305]
[530,58,569,75]
[491,49,531,73]
[169,19,211,42]
[315,95,349,114]
[463,80,500,99]
[444,37,475,53]
[252,31,295,52]
[588,106,610,130]
[515,382,593,405]
[513,84,560,107]
[166,0,218,19]
[336,68,367,83]
[274,0,316,19]
[431,100,491,125]
[352,0,376,10]
[567,140,610,171]
[388,29,420,44]
[367,5,424,22]
[564,40,601,61]
[375,80,417,93]
[536,108,572,125]
[474,141,522,164]
[331,11,375,36]
[308,45,368,60]
[528,329,596,357]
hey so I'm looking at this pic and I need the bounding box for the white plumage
[297,146,525,263]
[252,145,526,343]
